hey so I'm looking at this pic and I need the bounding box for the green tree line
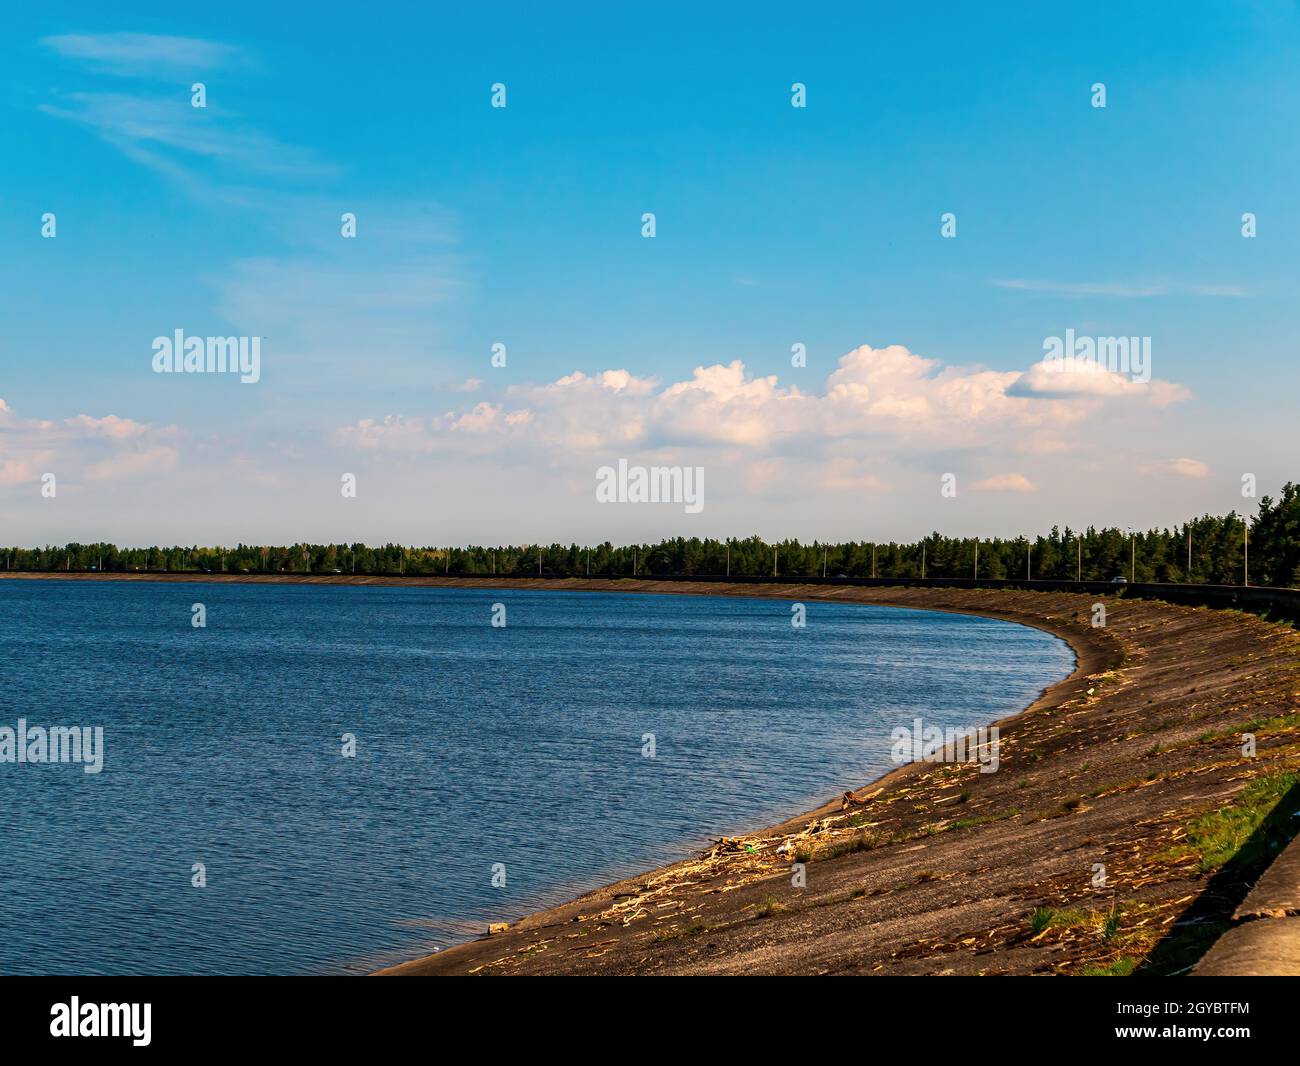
[6,484,1300,588]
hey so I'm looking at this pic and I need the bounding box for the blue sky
[2,3,1298,546]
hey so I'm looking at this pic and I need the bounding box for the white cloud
[41,33,242,75]
[84,446,180,483]
[39,34,332,193]
[0,459,35,486]
[1162,457,1211,479]
[1012,358,1190,406]
[972,472,1037,493]
[995,279,1249,299]
[340,415,442,455]
[336,343,1191,465]
[0,399,178,490]
[0,339,1202,541]
[817,458,888,492]
[64,414,151,440]
[995,279,1168,298]
[41,92,334,179]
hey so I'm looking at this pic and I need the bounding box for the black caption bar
[1,975,1295,1052]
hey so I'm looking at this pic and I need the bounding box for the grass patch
[1126,718,1175,739]
[1030,906,1090,934]
[1198,712,1300,744]
[795,830,879,864]
[1082,957,1137,976]
[949,809,1020,831]
[1031,902,1129,943]
[654,920,713,942]
[1161,771,1300,873]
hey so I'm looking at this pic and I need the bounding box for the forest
[6,483,1300,589]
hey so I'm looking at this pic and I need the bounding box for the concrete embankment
[1194,833,1300,975]
[6,573,1298,974]
[359,580,1300,976]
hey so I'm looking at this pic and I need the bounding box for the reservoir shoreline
[7,573,1298,975]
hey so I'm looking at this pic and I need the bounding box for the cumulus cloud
[0,399,178,491]
[340,415,442,455]
[1010,358,1189,406]
[63,414,151,440]
[338,343,1190,462]
[439,378,483,393]
[1168,457,1210,478]
[972,472,1037,493]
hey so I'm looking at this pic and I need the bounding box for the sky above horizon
[3,3,1299,547]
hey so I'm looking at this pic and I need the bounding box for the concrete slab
[1233,835,1300,921]
[1193,918,1300,976]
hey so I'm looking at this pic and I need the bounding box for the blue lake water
[0,580,1073,974]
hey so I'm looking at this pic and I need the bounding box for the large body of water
[0,580,1073,974]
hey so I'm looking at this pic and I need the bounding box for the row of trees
[6,484,1300,589]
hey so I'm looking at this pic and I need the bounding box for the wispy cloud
[994,279,1249,299]
[40,92,334,178]
[215,249,462,380]
[41,33,243,75]
[84,446,179,483]
[39,34,330,190]
[1185,284,1251,298]
[35,35,465,400]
